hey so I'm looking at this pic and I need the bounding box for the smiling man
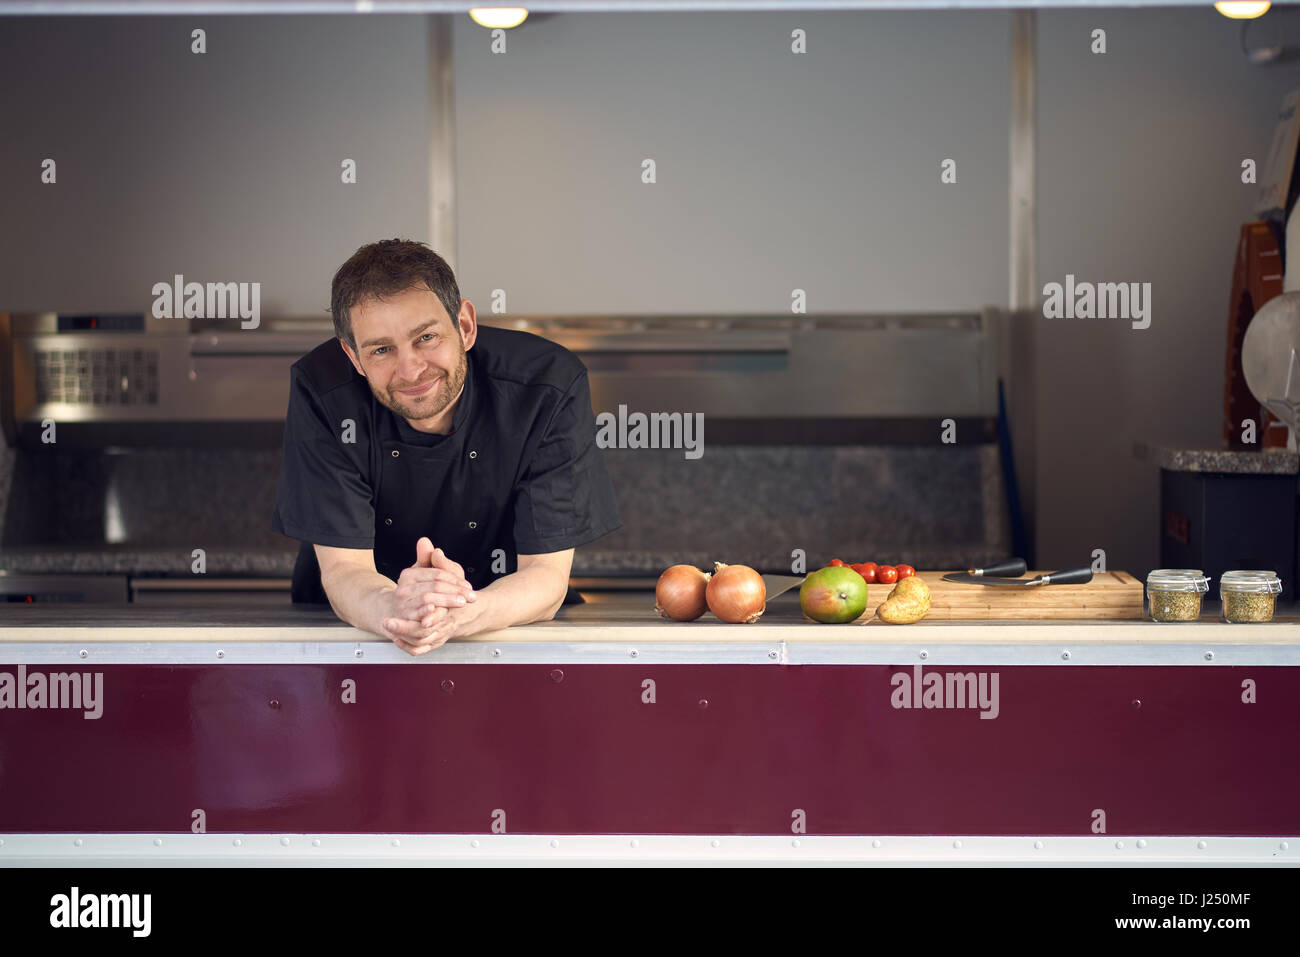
[272,239,621,654]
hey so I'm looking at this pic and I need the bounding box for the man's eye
[419,333,437,343]
[371,346,389,356]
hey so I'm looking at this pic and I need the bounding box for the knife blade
[760,574,806,599]
[942,567,1094,587]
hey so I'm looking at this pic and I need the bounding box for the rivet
[0,840,5,847]
[469,450,478,459]
[216,650,225,659]
[269,699,280,709]
[233,839,242,847]
[1197,840,1207,849]
[1033,840,1044,849]
[154,839,163,847]
[1061,650,1071,660]
[698,698,708,709]
[630,649,638,658]
[872,839,882,848]
[280,837,290,846]
[550,839,559,848]
[385,518,393,526]
[492,648,501,657]
[1115,840,1124,849]
[768,650,778,659]
[918,650,929,659]
[391,450,399,458]
[792,839,800,848]
[711,839,720,848]
[468,521,477,529]
[74,838,83,847]
[1204,651,1214,661]
[441,679,455,693]
[550,669,564,683]
[312,839,321,847]
[471,839,480,848]
[354,648,364,658]
[630,839,639,848]
[392,839,400,847]
[1137,839,1147,848]
[79,649,88,659]
[1281,841,1289,851]
[1132,699,1142,709]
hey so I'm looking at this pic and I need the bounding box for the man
[272,239,621,655]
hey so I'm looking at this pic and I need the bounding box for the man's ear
[457,299,478,351]
[338,338,366,377]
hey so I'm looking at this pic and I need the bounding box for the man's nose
[394,349,427,383]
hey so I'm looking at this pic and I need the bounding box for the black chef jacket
[271,325,621,605]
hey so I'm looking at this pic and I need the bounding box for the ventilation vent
[34,349,160,406]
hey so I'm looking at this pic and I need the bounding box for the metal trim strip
[1,640,1299,666]
[0,833,1294,867]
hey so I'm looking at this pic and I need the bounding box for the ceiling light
[1215,1,1271,20]
[469,7,529,28]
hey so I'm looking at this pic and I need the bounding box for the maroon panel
[0,663,1296,835]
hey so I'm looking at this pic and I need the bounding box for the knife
[942,558,1027,581]
[942,567,1094,587]
[760,574,807,599]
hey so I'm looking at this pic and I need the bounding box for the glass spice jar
[1219,570,1282,623]
[1145,569,1210,622]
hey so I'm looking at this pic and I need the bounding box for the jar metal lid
[1146,568,1210,591]
[1219,570,1282,594]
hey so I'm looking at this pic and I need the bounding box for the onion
[705,562,766,623]
[655,564,710,621]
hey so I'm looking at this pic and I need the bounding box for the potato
[877,576,931,624]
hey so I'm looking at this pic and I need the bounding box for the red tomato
[856,561,878,584]
[829,558,845,567]
[878,565,898,585]
[896,564,916,579]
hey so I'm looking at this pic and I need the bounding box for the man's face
[339,285,477,430]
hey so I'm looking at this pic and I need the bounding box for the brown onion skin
[655,564,710,621]
[706,562,766,623]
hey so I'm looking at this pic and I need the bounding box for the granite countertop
[1134,444,1298,475]
[2,593,1297,640]
[0,546,1006,578]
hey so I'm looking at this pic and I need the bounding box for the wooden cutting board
[866,570,1144,620]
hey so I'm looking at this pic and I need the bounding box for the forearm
[449,563,567,638]
[320,564,398,637]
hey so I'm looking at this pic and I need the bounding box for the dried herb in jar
[1223,592,1275,623]
[1219,571,1281,624]
[1147,590,1202,622]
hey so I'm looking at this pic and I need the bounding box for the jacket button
[469,450,477,459]
[385,518,393,526]
[391,450,400,458]
[468,521,477,529]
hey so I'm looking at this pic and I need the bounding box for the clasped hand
[382,537,476,655]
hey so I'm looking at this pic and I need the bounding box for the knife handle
[1040,567,1093,585]
[976,558,1027,577]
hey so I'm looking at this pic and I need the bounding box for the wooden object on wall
[1224,223,1288,449]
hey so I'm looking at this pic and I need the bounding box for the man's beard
[371,344,468,424]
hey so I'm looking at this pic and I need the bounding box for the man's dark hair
[330,239,462,349]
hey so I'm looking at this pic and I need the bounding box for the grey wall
[452,10,1011,314]
[2,8,1295,579]
[1035,8,1300,574]
[0,15,428,315]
